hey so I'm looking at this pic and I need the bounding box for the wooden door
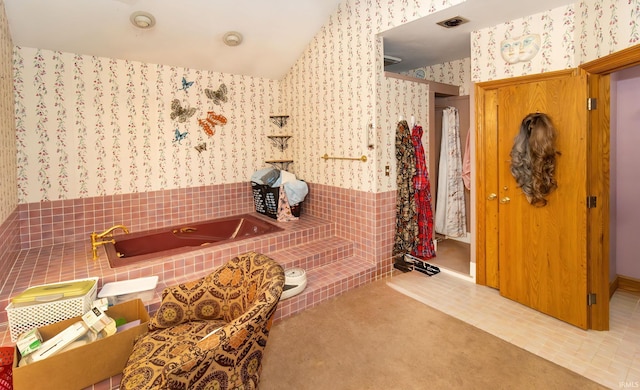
[479,70,589,329]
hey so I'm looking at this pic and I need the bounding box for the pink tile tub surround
[0,181,396,389]
[0,182,396,328]
[0,209,21,289]
[2,182,396,313]
[16,181,396,274]
[0,212,332,333]
[18,182,254,249]
[305,183,396,277]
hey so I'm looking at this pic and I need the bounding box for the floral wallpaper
[405,57,472,96]
[283,0,640,194]
[7,0,640,204]
[378,76,429,191]
[471,1,640,82]
[0,0,16,222]
[471,5,576,82]
[282,0,466,193]
[14,47,280,203]
[577,0,640,64]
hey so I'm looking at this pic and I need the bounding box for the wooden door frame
[579,44,640,330]
[475,44,640,330]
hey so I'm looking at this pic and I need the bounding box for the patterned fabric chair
[120,252,284,390]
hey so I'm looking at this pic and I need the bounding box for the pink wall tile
[18,182,255,249]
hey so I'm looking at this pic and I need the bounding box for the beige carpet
[259,277,606,390]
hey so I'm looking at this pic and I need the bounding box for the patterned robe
[393,120,419,262]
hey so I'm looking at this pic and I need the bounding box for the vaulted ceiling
[4,0,342,80]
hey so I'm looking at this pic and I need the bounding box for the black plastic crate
[252,182,301,219]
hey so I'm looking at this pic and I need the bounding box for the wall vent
[383,55,402,66]
[436,16,469,28]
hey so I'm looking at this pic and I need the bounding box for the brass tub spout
[91,225,129,260]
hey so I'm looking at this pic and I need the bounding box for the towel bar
[321,154,367,162]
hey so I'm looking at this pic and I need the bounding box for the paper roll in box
[12,299,150,390]
[5,277,98,342]
[98,276,158,305]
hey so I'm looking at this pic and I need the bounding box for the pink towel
[462,130,471,190]
[277,186,298,222]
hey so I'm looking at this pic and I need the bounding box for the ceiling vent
[436,16,469,28]
[383,55,402,66]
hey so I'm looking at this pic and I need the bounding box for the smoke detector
[130,11,156,29]
[436,16,469,28]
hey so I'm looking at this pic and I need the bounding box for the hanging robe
[393,120,419,262]
[435,107,466,237]
[410,124,436,259]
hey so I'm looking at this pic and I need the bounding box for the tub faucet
[91,225,129,260]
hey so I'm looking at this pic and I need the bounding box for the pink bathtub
[104,214,283,268]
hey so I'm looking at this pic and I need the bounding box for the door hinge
[587,196,597,208]
[587,293,597,306]
[587,97,597,110]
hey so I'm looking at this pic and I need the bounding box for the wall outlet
[385,166,390,176]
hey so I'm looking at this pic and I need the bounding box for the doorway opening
[609,64,640,293]
[430,94,471,276]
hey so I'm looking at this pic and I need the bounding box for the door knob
[500,197,511,204]
[487,193,497,200]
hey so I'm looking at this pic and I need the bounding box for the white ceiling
[5,0,576,80]
[3,0,342,80]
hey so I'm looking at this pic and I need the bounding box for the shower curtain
[435,107,466,237]
[393,120,418,266]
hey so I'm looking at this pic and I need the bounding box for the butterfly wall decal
[205,84,228,106]
[198,111,227,137]
[173,128,188,144]
[195,143,207,153]
[180,77,194,92]
[170,99,196,123]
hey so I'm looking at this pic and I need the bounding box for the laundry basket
[0,347,13,390]
[251,182,301,219]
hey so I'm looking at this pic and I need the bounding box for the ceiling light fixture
[223,31,243,46]
[130,11,156,29]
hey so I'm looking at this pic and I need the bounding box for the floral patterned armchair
[120,252,284,390]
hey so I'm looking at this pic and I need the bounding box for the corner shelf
[267,135,293,152]
[269,115,289,128]
[265,159,293,171]
[267,116,293,169]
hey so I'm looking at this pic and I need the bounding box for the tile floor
[387,272,640,389]
[387,271,640,390]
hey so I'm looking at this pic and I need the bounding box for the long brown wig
[509,113,560,207]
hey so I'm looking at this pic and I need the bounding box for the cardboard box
[12,299,149,390]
